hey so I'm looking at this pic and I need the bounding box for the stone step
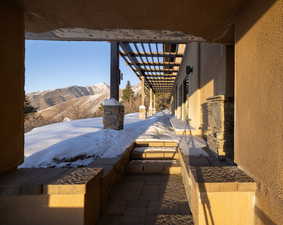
[131,147,179,160]
[127,160,181,175]
[135,139,178,147]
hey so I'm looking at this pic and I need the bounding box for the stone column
[103,100,124,130]
[139,76,147,119]
[0,4,25,173]
[206,95,234,159]
[103,42,124,130]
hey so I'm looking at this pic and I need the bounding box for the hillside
[28,83,110,110]
[25,82,141,131]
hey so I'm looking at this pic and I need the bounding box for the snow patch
[103,98,120,106]
[179,135,209,157]
[63,117,71,122]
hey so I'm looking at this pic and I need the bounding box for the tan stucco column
[139,76,146,119]
[176,85,182,119]
[148,88,153,116]
[0,4,25,173]
[153,93,156,114]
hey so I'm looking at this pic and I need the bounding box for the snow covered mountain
[26,82,141,123]
[28,83,110,110]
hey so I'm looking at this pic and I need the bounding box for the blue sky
[25,40,139,93]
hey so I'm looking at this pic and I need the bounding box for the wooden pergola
[119,42,186,93]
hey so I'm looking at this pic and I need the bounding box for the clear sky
[25,40,139,93]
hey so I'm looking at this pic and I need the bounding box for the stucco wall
[199,43,226,105]
[235,0,283,224]
[175,42,229,136]
[175,43,201,129]
[0,5,25,173]
[187,43,201,130]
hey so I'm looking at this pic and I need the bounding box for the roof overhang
[20,0,245,43]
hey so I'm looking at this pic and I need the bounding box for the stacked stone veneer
[103,105,124,130]
[205,95,234,159]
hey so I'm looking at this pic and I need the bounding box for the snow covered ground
[20,112,170,168]
[20,111,209,168]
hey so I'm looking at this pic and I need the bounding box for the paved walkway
[98,175,194,225]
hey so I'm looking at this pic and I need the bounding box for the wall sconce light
[186,65,193,75]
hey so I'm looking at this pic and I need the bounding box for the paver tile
[98,175,193,225]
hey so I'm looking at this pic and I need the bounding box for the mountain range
[27,82,140,122]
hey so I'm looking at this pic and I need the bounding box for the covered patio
[1,1,282,225]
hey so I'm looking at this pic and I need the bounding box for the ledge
[206,95,234,102]
[179,150,256,193]
[190,166,256,192]
[0,167,103,196]
[0,143,135,197]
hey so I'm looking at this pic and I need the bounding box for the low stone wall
[179,151,256,225]
[0,143,135,225]
[202,95,234,159]
[0,167,103,225]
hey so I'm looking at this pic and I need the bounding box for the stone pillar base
[206,95,234,159]
[139,105,147,119]
[103,104,124,130]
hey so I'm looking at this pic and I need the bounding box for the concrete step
[131,147,179,160]
[127,160,181,175]
[135,139,178,147]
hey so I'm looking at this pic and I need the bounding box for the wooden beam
[149,81,175,84]
[120,52,183,58]
[110,42,119,100]
[151,86,174,88]
[135,69,179,73]
[150,85,174,87]
[145,75,177,78]
[129,62,181,67]
[148,82,174,84]
[119,42,153,89]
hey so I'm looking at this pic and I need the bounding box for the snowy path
[20,112,171,168]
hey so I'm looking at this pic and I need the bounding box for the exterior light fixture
[186,65,193,75]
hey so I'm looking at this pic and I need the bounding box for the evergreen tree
[24,96,37,116]
[122,80,134,102]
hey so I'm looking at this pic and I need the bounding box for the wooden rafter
[134,69,179,73]
[119,42,186,93]
[120,52,183,58]
[129,62,181,67]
